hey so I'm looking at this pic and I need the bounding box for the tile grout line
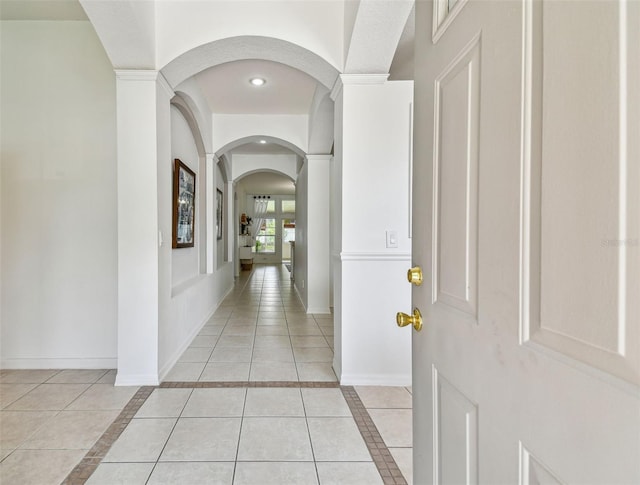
[61,386,155,485]
[142,387,194,485]
[60,380,406,485]
[340,386,409,485]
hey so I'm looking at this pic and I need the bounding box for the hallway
[0,265,413,484]
[164,265,336,383]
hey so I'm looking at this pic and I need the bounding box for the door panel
[519,444,563,485]
[522,0,639,384]
[433,366,478,484]
[433,36,480,317]
[413,0,640,483]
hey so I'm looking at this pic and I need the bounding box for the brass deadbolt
[407,267,423,286]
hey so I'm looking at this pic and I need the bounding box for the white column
[331,74,413,385]
[225,180,234,263]
[205,154,217,274]
[306,154,332,314]
[114,70,173,386]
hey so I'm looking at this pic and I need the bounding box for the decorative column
[225,180,234,263]
[114,70,173,386]
[331,74,413,385]
[205,154,218,274]
[306,154,332,314]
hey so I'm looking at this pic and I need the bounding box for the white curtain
[252,197,270,246]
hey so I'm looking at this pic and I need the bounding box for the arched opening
[161,35,339,91]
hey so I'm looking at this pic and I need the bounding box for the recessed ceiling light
[258,140,267,144]
[249,77,266,86]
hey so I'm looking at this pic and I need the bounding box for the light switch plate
[386,230,398,248]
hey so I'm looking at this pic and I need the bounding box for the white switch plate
[386,230,398,248]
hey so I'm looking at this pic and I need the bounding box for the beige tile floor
[0,264,413,484]
[164,265,336,383]
[354,386,413,484]
[0,369,138,484]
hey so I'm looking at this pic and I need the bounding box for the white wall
[158,103,234,382]
[305,155,331,314]
[295,165,309,308]
[155,1,344,70]
[213,115,308,155]
[171,106,201,287]
[231,154,298,188]
[174,78,213,153]
[216,164,225,268]
[0,21,118,368]
[331,88,344,378]
[334,78,414,385]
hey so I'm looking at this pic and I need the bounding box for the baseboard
[0,358,117,369]
[339,372,412,387]
[293,282,306,310]
[115,373,159,387]
[307,307,332,315]
[157,322,203,383]
[158,281,235,382]
[332,358,342,383]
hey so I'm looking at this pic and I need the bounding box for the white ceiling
[236,172,295,196]
[195,59,318,115]
[9,0,415,197]
[230,141,297,156]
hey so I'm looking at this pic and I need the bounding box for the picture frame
[216,188,223,240]
[172,158,196,248]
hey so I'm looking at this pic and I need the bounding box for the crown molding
[114,70,174,98]
[330,73,390,101]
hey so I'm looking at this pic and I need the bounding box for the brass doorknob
[396,308,423,331]
[407,266,423,286]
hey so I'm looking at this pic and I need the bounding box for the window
[283,219,295,243]
[281,200,295,213]
[255,218,276,253]
[265,200,276,214]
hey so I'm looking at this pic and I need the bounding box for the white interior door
[410,0,640,483]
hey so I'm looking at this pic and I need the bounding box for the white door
[410,0,639,483]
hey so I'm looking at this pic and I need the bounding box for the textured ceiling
[195,59,318,115]
[236,171,295,196]
[230,141,297,156]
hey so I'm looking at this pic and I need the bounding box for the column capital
[305,154,333,163]
[330,73,389,100]
[114,70,174,98]
[205,153,220,164]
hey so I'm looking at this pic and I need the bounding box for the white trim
[332,358,342,383]
[157,72,174,98]
[305,154,332,162]
[114,70,174,97]
[115,374,159,387]
[339,372,412,387]
[307,307,331,315]
[519,0,533,346]
[432,0,469,44]
[340,252,411,262]
[330,76,343,101]
[617,0,628,355]
[408,101,414,239]
[171,274,208,298]
[331,74,390,100]
[293,281,306,311]
[523,340,640,398]
[340,73,389,85]
[0,358,116,369]
[114,69,158,81]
